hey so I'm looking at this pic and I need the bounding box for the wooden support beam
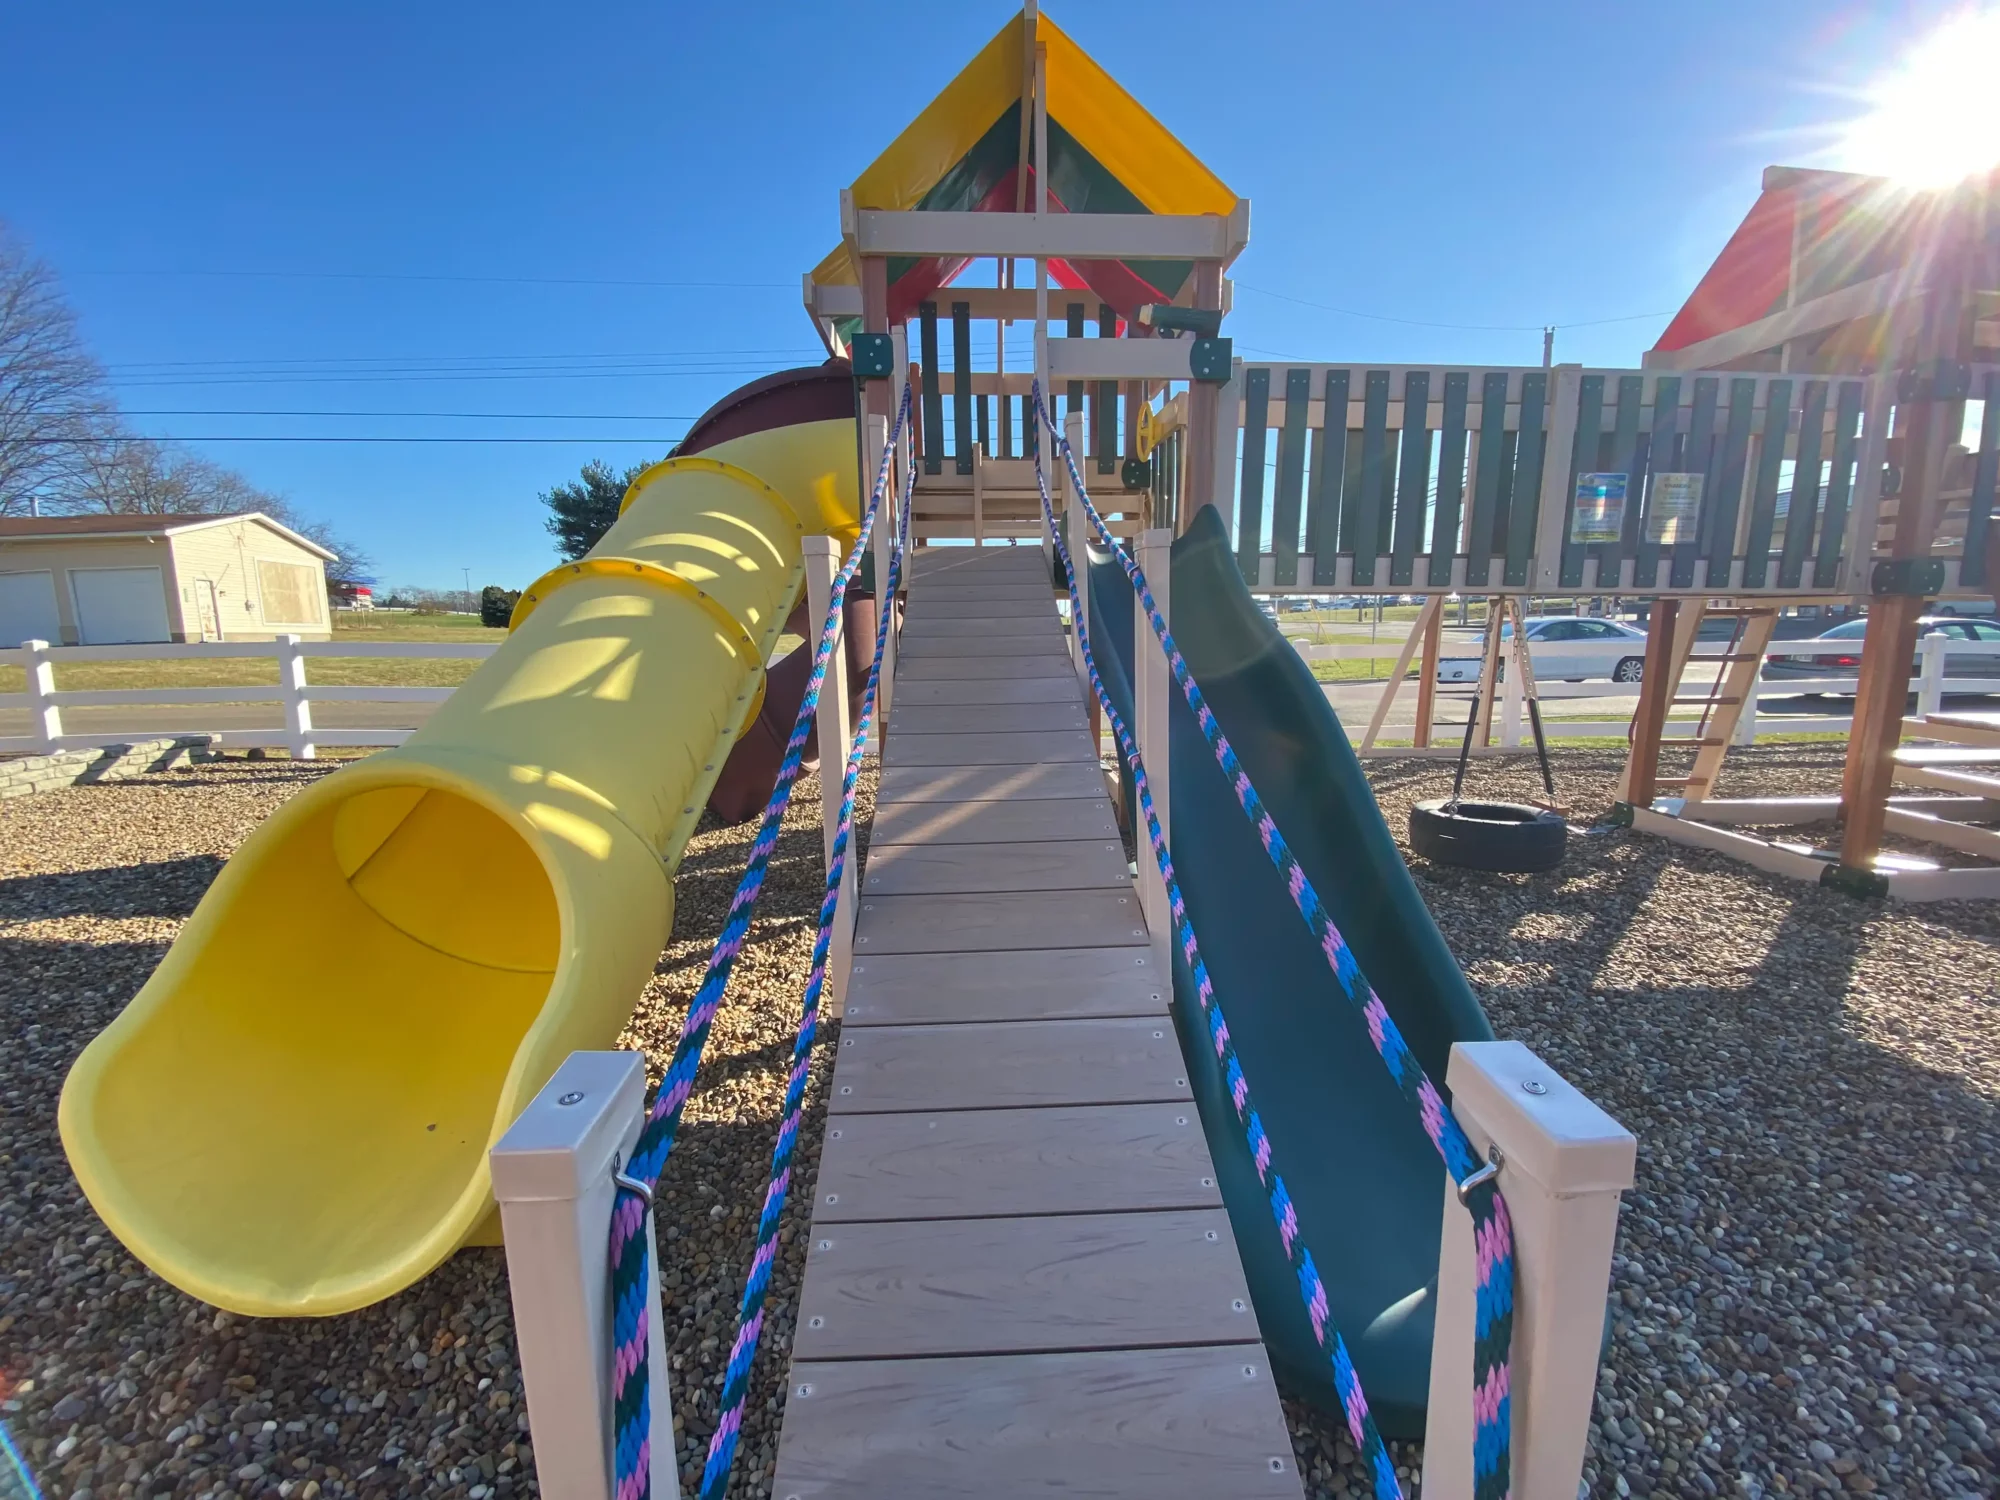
[1619,599,1679,806]
[1413,600,1444,749]
[1473,598,1506,747]
[1359,595,1439,753]
[1181,263,1224,525]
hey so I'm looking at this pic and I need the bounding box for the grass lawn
[0,610,507,694]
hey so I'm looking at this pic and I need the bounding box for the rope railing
[608,385,912,1500]
[1031,384,1517,1500]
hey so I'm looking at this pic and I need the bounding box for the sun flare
[1836,6,2000,185]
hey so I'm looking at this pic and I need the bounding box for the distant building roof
[0,510,337,560]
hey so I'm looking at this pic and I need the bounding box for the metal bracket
[1120,456,1152,492]
[1188,337,1234,383]
[1896,359,1972,403]
[1604,801,1637,828]
[1819,862,1890,899]
[849,332,896,381]
[1869,558,1946,597]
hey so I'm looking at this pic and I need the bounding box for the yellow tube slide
[59,404,859,1317]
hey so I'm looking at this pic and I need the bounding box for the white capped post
[1134,528,1173,943]
[803,537,858,1014]
[1500,631,1525,748]
[1421,1041,1636,1500]
[1917,630,1948,719]
[491,1051,678,1500]
[865,413,893,755]
[276,634,315,760]
[23,640,63,752]
[1064,411,1093,699]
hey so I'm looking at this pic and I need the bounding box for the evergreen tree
[541,459,649,561]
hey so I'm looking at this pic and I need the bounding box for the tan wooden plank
[887,702,1087,734]
[889,676,1080,706]
[863,839,1130,895]
[899,605,1057,628]
[897,654,1074,680]
[896,634,1069,658]
[906,583,1053,602]
[775,1347,1301,1500]
[901,614,1062,638]
[910,548,1047,576]
[871,795,1118,846]
[855,890,1148,953]
[789,1210,1252,1358]
[829,1017,1184,1112]
[883,729,1097,767]
[876,761,1106,805]
[844,946,1165,1025]
[811,1103,1220,1222]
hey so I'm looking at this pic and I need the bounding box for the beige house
[0,511,336,647]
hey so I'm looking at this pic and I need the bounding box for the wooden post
[490,1051,679,1500]
[1360,594,1440,754]
[1135,528,1172,943]
[1916,629,1948,720]
[1473,598,1506,746]
[1500,619,1525,749]
[804,538,858,1014]
[1182,262,1226,521]
[1421,1041,1635,1500]
[1413,600,1444,749]
[972,442,986,547]
[23,639,63,752]
[1064,412,1098,743]
[865,413,893,756]
[1619,599,1679,805]
[277,634,315,761]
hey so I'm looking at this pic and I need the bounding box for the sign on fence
[1569,473,1628,543]
[1645,473,1704,543]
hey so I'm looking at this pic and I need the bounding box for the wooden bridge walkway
[771,545,1302,1499]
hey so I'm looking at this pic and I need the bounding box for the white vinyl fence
[0,636,499,758]
[1293,633,2000,748]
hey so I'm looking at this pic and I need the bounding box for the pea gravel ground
[3,743,1997,1500]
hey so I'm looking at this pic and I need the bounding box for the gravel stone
[6,743,1997,1500]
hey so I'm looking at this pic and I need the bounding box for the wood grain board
[774,1347,1300,1500]
[811,1103,1221,1222]
[789,1210,1253,1359]
[877,760,1107,804]
[775,545,1300,1499]
[883,728,1097,766]
[863,839,1131,895]
[853,890,1149,953]
[842,946,1165,1026]
[827,1018,1188,1113]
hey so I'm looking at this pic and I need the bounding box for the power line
[70,268,796,291]
[1234,281,1674,333]
[37,434,685,445]
[93,409,704,421]
[99,345,823,372]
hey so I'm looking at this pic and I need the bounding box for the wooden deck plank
[883,728,1098,766]
[863,839,1131,895]
[902,598,1057,620]
[829,1017,1184,1112]
[905,584,1053,602]
[855,890,1148,953]
[774,1347,1300,1500]
[843,947,1165,1026]
[871,796,1118,846]
[790,1210,1253,1359]
[890,676,1080,706]
[896,654,1073,680]
[896,634,1069,658]
[910,548,1048,576]
[877,761,1105,805]
[811,1103,1220,1222]
[898,615,1062,638]
[887,702,1087,734]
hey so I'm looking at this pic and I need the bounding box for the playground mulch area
[0,753,861,1500]
[3,744,1997,1500]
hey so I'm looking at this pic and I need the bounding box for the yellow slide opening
[59,409,858,1316]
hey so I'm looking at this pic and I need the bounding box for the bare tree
[0,222,110,515]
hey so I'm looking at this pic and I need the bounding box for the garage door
[70,567,171,644]
[0,570,63,647]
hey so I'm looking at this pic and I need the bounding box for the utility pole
[1542,326,1555,368]
[462,567,472,614]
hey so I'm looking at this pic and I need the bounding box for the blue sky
[0,1,1965,589]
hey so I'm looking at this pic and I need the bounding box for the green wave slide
[1085,504,1494,1437]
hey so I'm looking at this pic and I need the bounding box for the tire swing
[1409,630,1568,874]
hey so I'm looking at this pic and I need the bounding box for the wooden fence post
[23,640,63,751]
[1134,527,1172,943]
[803,538,858,1014]
[865,413,893,756]
[1421,1040,1636,1500]
[1917,630,1948,720]
[277,634,315,760]
[1065,412,1094,715]
[490,1051,679,1500]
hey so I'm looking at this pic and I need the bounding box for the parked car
[1436,616,1649,684]
[1764,616,2000,690]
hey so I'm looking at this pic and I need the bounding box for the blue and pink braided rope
[693,440,915,1500]
[1034,386,1515,1500]
[608,386,911,1500]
